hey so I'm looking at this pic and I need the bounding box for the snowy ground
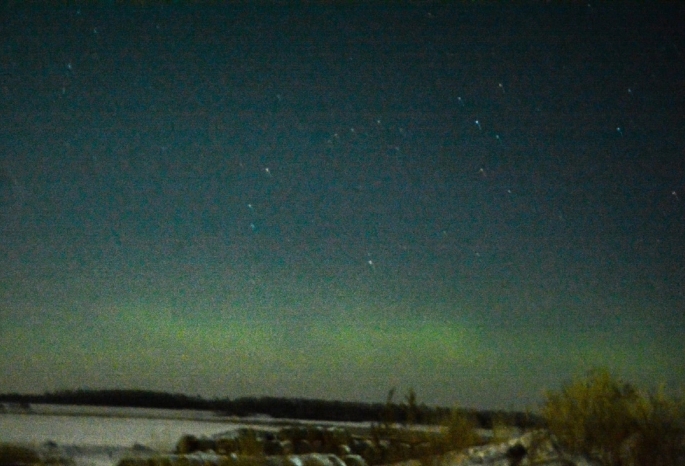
[0,404,380,466]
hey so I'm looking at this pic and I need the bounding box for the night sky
[1,3,684,411]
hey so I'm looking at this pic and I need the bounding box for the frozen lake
[0,412,250,449]
[0,404,285,466]
[0,404,391,464]
[0,404,446,466]
[0,404,387,446]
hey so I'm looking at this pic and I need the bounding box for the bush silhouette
[542,368,684,466]
[0,444,40,466]
[0,443,74,466]
[443,408,482,451]
[627,386,685,466]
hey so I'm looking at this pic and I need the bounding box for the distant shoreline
[0,403,395,438]
[0,391,543,430]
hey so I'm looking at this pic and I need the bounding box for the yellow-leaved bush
[542,369,684,466]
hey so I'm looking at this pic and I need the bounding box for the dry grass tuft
[442,408,482,452]
[0,443,74,466]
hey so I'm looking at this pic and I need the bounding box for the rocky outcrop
[124,428,685,466]
[176,427,383,464]
[169,427,676,466]
[439,430,597,466]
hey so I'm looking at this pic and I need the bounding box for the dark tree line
[0,389,213,410]
[0,390,542,429]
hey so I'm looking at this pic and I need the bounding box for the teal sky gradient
[1,3,684,411]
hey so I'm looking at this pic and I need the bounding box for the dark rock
[176,435,199,454]
[505,443,526,466]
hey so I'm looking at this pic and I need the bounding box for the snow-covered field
[0,404,382,466]
[0,404,284,466]
[2,412,239,449]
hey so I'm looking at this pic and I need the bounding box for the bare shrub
[443,408,481,452]
[542,368,685,466]
[626,387,685,466]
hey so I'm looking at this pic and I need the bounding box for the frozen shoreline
[0,404,380,466]
[1,405,272,466]
[4,403,386,429]
[1,404,458,466]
